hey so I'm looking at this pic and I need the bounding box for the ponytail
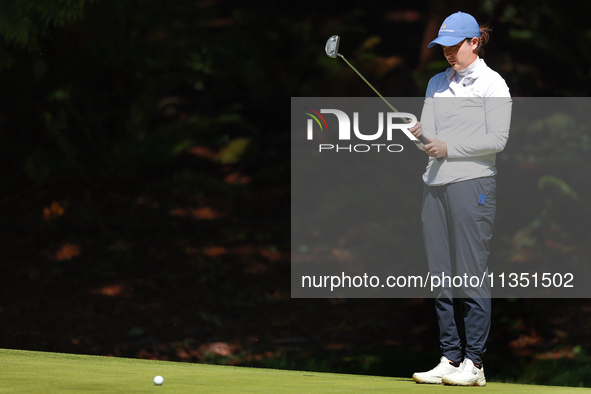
[476,24,491,56]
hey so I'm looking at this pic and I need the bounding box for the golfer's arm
[415,97,436,151]
[446,97,512,158]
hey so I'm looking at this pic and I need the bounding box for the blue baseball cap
[428,11,480,48]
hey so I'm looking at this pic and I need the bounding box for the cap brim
[428,36,466,48]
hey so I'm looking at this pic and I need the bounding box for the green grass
[1,349,590,393]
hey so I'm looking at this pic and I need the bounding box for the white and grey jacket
[417,57,512,186]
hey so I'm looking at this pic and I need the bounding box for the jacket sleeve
[415,76,439,151]
[446,77,512,158]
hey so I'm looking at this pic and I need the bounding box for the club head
[325,35,340,58]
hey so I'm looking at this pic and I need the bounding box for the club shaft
[338,54,408,124]
[337,51,437,153]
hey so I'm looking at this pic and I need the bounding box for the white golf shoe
[442,358,486,386]
[412,356,459,384]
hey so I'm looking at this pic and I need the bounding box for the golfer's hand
[408,121,423,140]
[424,140,447,159]
[408,121,446,159]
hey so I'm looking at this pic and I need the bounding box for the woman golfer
[409,11,512,386]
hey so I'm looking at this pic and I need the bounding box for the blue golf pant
[421,176,495,366]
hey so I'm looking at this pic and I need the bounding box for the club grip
[418,135,431,145]
[418,135,444,161]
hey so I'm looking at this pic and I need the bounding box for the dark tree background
[1,0,591,387]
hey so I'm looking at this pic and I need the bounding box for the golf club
[325,35,437,150]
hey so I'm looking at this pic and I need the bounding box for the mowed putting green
[1,349,590,393]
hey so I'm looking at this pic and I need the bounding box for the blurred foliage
[497,97,590,276]
[489,0,591,96]
[2,0,589,190]
[0,0,95,70]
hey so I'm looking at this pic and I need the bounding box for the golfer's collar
[447,57,484,82]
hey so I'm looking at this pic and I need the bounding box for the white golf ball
[153,375,164,385]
